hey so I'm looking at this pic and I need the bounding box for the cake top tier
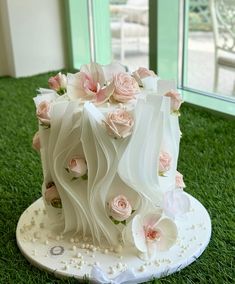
[34,62,182,116]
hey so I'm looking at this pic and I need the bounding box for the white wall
[0,0,15,76]
[0,0,66,77]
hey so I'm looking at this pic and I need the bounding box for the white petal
[132,215,147,253]
[155,218,178,251]
[146,242,157,259]
[143,212,162,228]
[33,90,58,107]
[81,62,105,87]
[102,62,126,82]
[141,76,158,91]
[163,190,190,219]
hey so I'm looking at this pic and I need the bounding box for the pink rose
[45,182,62,208]
[36,101,51,126]
[133,67,157,86]
[32,131,40,151]
[164,90,183,112]
[175,171,186,189]
[48,72,67,94]
[112,73,140,103]
[109,195,132,222]
[104,109,134,139]
[68,157,87,178]
[159,151,171,175]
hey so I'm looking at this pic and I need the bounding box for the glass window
[184,0,235,100]
[109,0,149,70]
[155,0,235,115]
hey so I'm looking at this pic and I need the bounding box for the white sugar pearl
[139,265,145,272]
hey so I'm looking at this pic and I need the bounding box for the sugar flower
[36,101,51,127]
[164,90,183,114]
[67,157,88,178]
[67,62,114,104]
[104,109,134,139]
[131,212,177,259]
[163,190,190,219]
[133,67,158,90]
[48,72,67,95]
[175,171,186,189]
[158,151,172,176]
[45,182,62,208]
[32,131,40,151]
[112,72,140,103]
[109,195,132,222]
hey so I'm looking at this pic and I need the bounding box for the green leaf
[81,173,88,180]
[65,168,69,173]
[40,123,50,129]
[72,177,79,181]
[57,88,67,95]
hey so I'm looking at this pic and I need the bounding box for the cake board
[16,193,211,284]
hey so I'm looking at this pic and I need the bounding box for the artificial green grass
[0,73,234,284]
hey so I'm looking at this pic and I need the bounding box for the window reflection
[109,0,149,71]
[186,0,235,99]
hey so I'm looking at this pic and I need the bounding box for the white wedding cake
[32,62,190,261]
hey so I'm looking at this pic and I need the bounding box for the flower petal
[81,62,105,87]
[143,211,162,228]
[141,76,158,91]
[67,72,87,100]
[146,241,157,259]
[132,215,147,253]
[163,190,190,218]
[154,218,177,251]
[33,90,58,107]
[96,82,115,104]
[102,62,127,82]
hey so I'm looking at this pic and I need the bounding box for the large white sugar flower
[67,62,114,104]
[129,212,177,259]
[163,190,190,219]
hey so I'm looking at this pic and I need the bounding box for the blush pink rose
[36,101,51,126]
[104,109,134,139]
[164,90,183,112]
[48,72,67,94]
[109,195,132,222]
[45,183,62,208]
[159,151,172,175]
[175,171,186,189]
[133,67,157,86]
[32,131,40,151]
[68,157,87,178]
[112,73,140,103]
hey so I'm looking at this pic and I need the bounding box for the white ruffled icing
[37,83,181,248]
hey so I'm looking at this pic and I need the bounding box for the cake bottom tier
[16,193,211,284]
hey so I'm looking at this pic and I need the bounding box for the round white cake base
[16,194,211,284]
